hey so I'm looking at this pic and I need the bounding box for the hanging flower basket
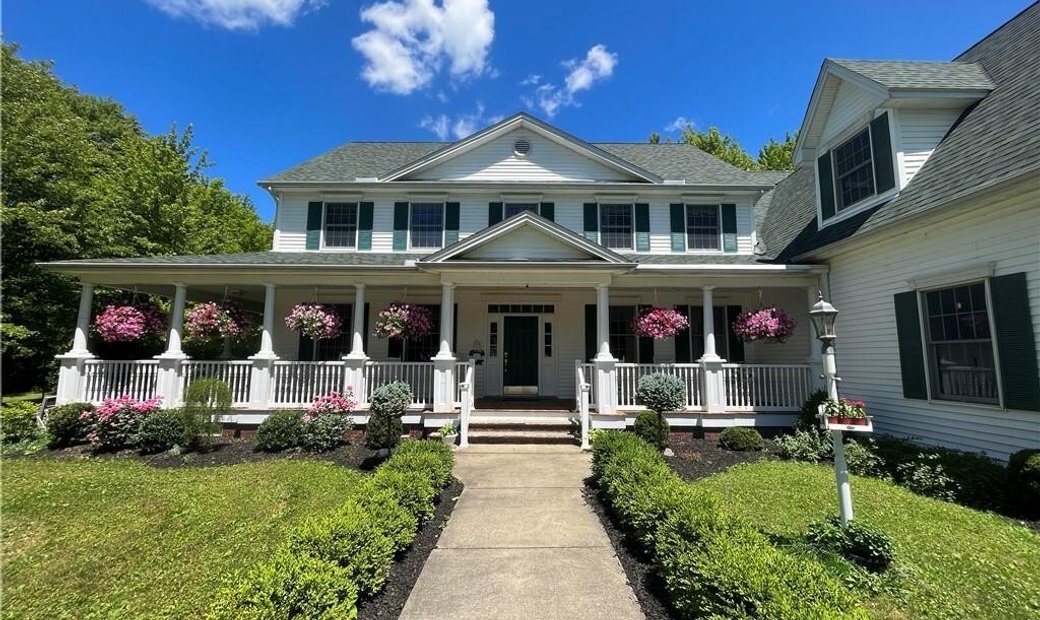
[374,302,433,340]
[93,304,167,343]
[185,301,252,341]
[731,306,796,344]
[285,303,342,340]
[632,307,690,340]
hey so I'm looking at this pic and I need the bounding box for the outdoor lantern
[809,292,839,342]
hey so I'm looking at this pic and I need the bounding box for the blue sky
[5,0,1027,222]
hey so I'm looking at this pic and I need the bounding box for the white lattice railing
[181,360,253,406]
[723,364,812,411]
[365,361,434,408]
[616,363,703,410]
[270,361,346,407]
[83,360,160,403]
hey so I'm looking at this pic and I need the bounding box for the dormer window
[833,129,875,210]
[817,112,896,223]
[323,203,359,248]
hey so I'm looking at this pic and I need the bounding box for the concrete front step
[469,416,575,427]
[467,427,577,445]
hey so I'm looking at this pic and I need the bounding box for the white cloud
[525,44,618,117]
[519,73,541,86]
[419,102,501,140]
[145,0,325,30]
[420,114,451,140]
[665,116,694,133]
[352,0,495,95]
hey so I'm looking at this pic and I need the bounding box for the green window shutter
[392,202,409,251]
[817,153,836,220]
[726,305,745,362]
[444,202,460,245]
[306,201,323,250]
[488,202,503,226]
[721,203,738,253]
[637,304,654,362]
[870,112,896,194]
[585,304,597,362]
[669,203,686,252]
[357,202,374,250]
[990,273,1040,411]
[674,305,692,362]
[583,203,599,242]
[539,202,555,222]
[893,291,928,400]
[634,203,650,252]
[298,334,314,361]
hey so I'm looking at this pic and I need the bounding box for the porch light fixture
[809,292,839,342]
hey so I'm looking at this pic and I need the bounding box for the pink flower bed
[374,302,433,340]
[93,304,166,343]
[185,301,252,340]
[632,307,690,340]
[304,389,358,421]
[285,303,342,340]
[731,306,796,343]
[79,395,162,450]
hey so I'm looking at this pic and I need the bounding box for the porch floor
[474,397,575,412]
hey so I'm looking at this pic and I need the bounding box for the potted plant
[93,303,167,343]
[285,303,342,340]
[435,422,458,446]
[822,398,869,426]
[374,302,433,340]
[185,301,252,341]
[731,306,796,344]
[632,307,690,340]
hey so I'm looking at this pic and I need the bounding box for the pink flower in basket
[285,303,342,340]
[374,302,433,340]
[632,307,689,340]
[93,304,167,343]
[186,301,252,340]
[731,306,796,343]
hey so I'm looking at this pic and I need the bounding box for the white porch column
[55,283,96,404]
[807,286,826,391]
[593,284,617,415]
[699,286,726,413]
[432,282,457,413]
[155,283,189,408]
[249,283,279,408]
[342,284,368,407]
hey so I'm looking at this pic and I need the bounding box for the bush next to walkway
[591,431,866,619]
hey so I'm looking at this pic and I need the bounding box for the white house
[46,5,1039,457]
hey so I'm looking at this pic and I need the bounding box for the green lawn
[695,461,1040,620]
[1,458,364,620]
[1,392,42,406]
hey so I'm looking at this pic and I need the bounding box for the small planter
[441,433,458,446]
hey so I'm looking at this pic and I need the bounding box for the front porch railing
[616,363,703,410]
[364,361,434,409]
[182,360,252,406]
[722,364,813,411]
[83,359,160,402]
[271,361,346,407]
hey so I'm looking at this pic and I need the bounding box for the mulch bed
[359,477,464,620]
[665,436,779,482]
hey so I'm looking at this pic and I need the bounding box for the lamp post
[809,292,855,524]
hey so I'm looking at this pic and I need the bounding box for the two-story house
[46,4,1039,458]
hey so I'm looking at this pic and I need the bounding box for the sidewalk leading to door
[398,444,645,620]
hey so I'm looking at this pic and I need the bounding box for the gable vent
[512,139,532,156]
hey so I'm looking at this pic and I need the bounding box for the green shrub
[256,410,305,452]
[2,401,40,443]
[806,515,895,572]
[208,550,358,620]
[287,501,394,598]
[718,427,764,451]
[634,410,669,450]
[355,484,417,553]
[636,373,686,414]
[797,389,828,430]
[181,379,231,451]
[45,402,93,448]
[775,429,832,462]
[370,467,438,523]
[843,439,888,479]
[302,413,352,452]
[895,453,959,501]
[383,440,454,489]
[1006,449,1040,518]
[137,410,185,454]
[365,381,411,451]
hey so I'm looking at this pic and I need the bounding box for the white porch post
[249,283,278,408]
[699,286,726,413]
[342,284,368,408]
[594,284,617,415]
[155,283,189,408]
[55,283,95,404]
[807,286,826,392]
[432,282,456,413]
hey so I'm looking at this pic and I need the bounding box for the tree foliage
[650,122,797,171]
[1,44,272,392]
[757,132,797,171]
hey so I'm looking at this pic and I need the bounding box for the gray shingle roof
[49,252,427,267]
[760,4,1039,261]
[830,59,995,90]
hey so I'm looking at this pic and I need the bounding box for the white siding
[821,80,883,146]
[823,181,1040,460]
[274,195,309,252]
[896,108,962,186]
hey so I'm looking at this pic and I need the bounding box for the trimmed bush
[718,427,764,451]
[383,440,454,489]
[634,410,669,450]
[365,381,411,450]
[302,413,352,452]
[45,402,93,448]
[806,515,895,572]
[287,501,395,598]
[775,428,831,463]
[256,410,306,452]
[636,373,686,415]
[355,484,417,553]
[370,467,438,524]
[137,410,185,454]
[1007,448,1040,518]
[797,389,828,431]
[2,401,40,443]
[208,550,359,620]
[181,379,231,451]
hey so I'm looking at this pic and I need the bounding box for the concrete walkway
[399,444,644,620]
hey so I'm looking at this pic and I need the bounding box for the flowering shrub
[731,306,796,343]
[374,302,433,340]
[93,304,166,343]
[822,398,867,421]
[304,389,358,421]
[632,307,689,340]
[185,301,251,340]
[285,303,342,340]
[79,395,161,450]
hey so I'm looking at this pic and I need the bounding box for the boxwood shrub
[634,410,669,450]
[45,402,93,448]
[370,467,438,524]
[256,410,305,452]
[137,410,185,454]
[718,427,764,452]
[382,440,455,489]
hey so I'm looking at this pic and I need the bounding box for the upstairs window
[818,112,896,222]
[686,205,720,250]
[323,203,358,248]
[599,204,634,250]
[504,203,538,218]
[409,203,444,249]
[833,128,875,210]
[923,282,998,404]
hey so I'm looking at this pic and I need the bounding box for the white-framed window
[685,204,721,250]
[504,203,539,218]
[599,204,634,250]
[832,127,876,211]
[922,281,999,404]
[409,202,444,249]
[322,202,358,248]
[609,306,639,362]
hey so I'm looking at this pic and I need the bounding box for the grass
[1,392,42,406]
[695,461,1040,620]
[1,458,365,619]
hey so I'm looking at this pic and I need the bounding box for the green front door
[503,316,539,395]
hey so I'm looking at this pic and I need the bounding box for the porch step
[469,415,575,427]
[466,427,576,445]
